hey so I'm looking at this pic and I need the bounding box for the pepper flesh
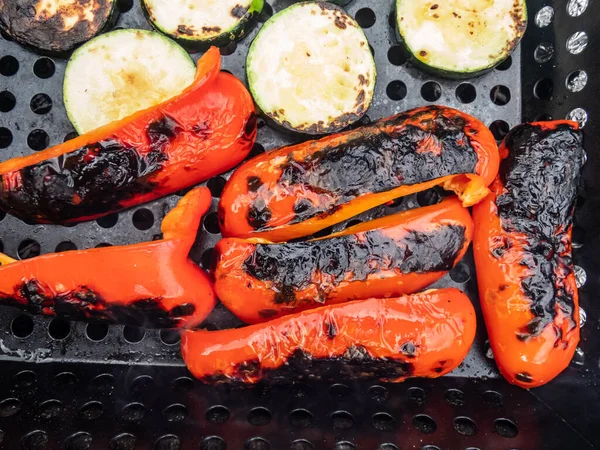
[0,47,257,224]
[181,288,477,384]
[473,121,584,388]
[219,105,498,242]
[214,196,473,324]
[0,187,216,328]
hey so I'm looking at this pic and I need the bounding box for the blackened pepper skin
[214,197,474,324]
[473,121,585,389]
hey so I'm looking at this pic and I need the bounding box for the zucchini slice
[396,0,527,78]
[246,1,376,135]
[142,0,264,49]
[0,0,118,55]
[63,29,196,134]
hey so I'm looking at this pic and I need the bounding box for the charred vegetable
[0,0,118,55]
[219,105,499,242]
[0,187,216,328]
[0,47,257,225]
[182,288,476,384]
[215,197,473,324]
[143,0,264,49]
[395,0,527,78]
[246,1,376,134]
[473,121,585,388]
[64,29,196,134]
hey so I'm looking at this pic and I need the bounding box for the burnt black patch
[247,199,272,229]
[247,176,263,193]
[231,5,249,18]
[495,124,585,340]
[170,303,196,317]
[258,309,278,319]
[243,224,466,306]
[201,26,222,33]
[515,372,533,383]
[177,25,195,36]
[325,321,337,339]
[244,113,258,140]
[192,121,212,139]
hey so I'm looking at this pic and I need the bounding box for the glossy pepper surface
[219,105,498,242]
[214,196,473,324]
[0,47,257,224]
[0,187,216,328]
[181,288,476,384]
[473,121,585,388]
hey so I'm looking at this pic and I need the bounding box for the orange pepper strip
[0,187,216,328]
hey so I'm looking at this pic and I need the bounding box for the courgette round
[64,29,196,134]
[142,0,264,50]
[396,0,527,79]
[246,1,376,135]
[0,0,118,55]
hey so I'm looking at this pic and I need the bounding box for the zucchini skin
[215,197,472,324]
[219,105,499,242]
[473,121,585,388]
[0,48,257,224]
[0,188,216,328]
[142,0,264,51]
[0,0,119,56]
[181,288,476,384]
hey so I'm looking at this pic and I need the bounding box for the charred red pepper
[219,105,499,242]
[473,121,585,388]
[214,196,473,324]
[181,288,476,384]
[0,187,216,328]
[0,47,257,224]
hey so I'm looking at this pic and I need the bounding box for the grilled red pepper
[473,121,585,388]
[214,196,473,324]
[0,187,216,328]
[0,47,257,224]
[181,288,476,384]
[219,105,499,242]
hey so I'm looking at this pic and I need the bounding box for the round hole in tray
[534,78,554,100]
[15,370,37,388]
[421,81,442,102]
[454,416,477,436]
[110,433,137,450]
[33,58,55,79]
[159,329,180,345]
[21,430,48,450]
[201,248,214,270]
[449,262,471,283]
[117,0,134,13]
[496,56,512,71]
[535,5,554,27]
[413,414,437,434]
[534,42,554,64]
[456,83,476,104]
[38,399,63,420]
[18,239,41,259]
[566,31,588,54]
[64,131,78,142]
[163,403,187,423]
[0,90,16,112]
[95,242,112,248]
[86,322,108,341]
[379,445,399,450]
[489,120,510,141]
[64,431,93,450]
[248,407,272,426]
[372,412,396,432]
[444,388,465,406]
[289,408,313,428]
[27,129,49,151]
[566,69,588,92]
[132,208,154,231]
[97,213,119,228]
[494,418,519,438]
[131,375,155,396]
[290,440,315,450]
[0,55,19,76]
[369,385,389,403]
[208,176,227,197]
[567,107,588,128]
[56,241,77,252]
[206,405,230,424]
[387,80,407,101]
[408,386,426,405]
[220,41,237,56]
[333,442,356,450]
[79,400,103,420]
[172,376,194,392]
[421,446,441,450]
[122,402,146,422]
[53,371,77,388]
[356,8,376,28]
[123,325,146,343]
[0,397,21,417]
[567,0,589,17]
[330,383,351,397]
[30,93,52,115]
[490,85,511,106]
[199,436,226,450]
[204,212,221,234]
[482,390,504,408]
[0,127,12,148]
[331,410,354,430]
[48,318,71,340]
[244,437,271,450]
[11,315,34,338]
[388,45,408,66]
[154,435,181,450]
